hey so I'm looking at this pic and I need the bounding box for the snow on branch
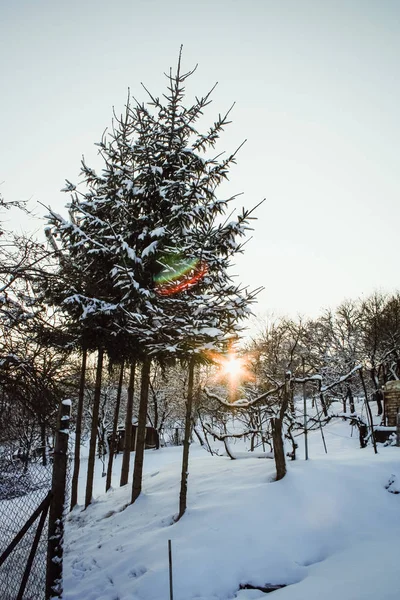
[203,423,269,441]
[204,365,364,412]
[202,423,273,460]
[292,374,322,384]
[203,383,284,409]
[319,364,362,393]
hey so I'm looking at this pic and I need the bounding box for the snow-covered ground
[64,411,400,600]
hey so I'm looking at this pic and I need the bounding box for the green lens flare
[154,255,199,285]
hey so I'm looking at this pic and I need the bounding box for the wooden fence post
[46,399,71,599]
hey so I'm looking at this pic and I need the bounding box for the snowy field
[64,415,400,600]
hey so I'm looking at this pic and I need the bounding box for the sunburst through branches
[209,351,253,401]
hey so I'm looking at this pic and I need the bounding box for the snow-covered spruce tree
[46,172,141,508]
[47,49,260,510]
[110,53,261,509]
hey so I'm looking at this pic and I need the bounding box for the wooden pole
[46,399,71,599]
[302,357,308,461]
[168,539,174,600]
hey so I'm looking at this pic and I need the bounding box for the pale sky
[1,0,399,326]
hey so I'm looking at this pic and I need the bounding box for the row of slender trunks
[70,349,195,520]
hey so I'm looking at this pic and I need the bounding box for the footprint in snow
[386,474,400,494]
[128,565,147,579]
[71,556,101,579]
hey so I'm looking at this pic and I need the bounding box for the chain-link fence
[0,436,72,599]
[0,441,52,599]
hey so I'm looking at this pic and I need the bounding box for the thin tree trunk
[153,388,160,449]
[370,368,383,416]
[272,417,286,480]
[319,390,328,417]
[120,360,136,487]
[359,369,378,455]
[376,389,383,417]
[287,424,297,460]
[347,385,355,413]
[341,384,347,413]
[40,419,47,466]
[131,358,151,504]
[192,421,204,446]
[70,347,87,510]
[85,347,104,509]
[258,406,266,452]
[272,373,290,481]
[382,363,388,386]
[358,422,368,448]
[197,409,214,455]
[177,357,195,520]
[106,361,125,492]
[289,389,295,414]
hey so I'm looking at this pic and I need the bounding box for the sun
[206,350,254,402]
[222,354,244,378]
[206,349,254,389]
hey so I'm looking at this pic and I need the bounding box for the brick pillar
[397,412,400,447]
[383,381,400,426]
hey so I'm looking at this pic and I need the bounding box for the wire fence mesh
[0,438,72,599]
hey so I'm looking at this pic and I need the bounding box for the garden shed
[109,425,159,453]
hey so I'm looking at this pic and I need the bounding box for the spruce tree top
[47,49,262,359]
